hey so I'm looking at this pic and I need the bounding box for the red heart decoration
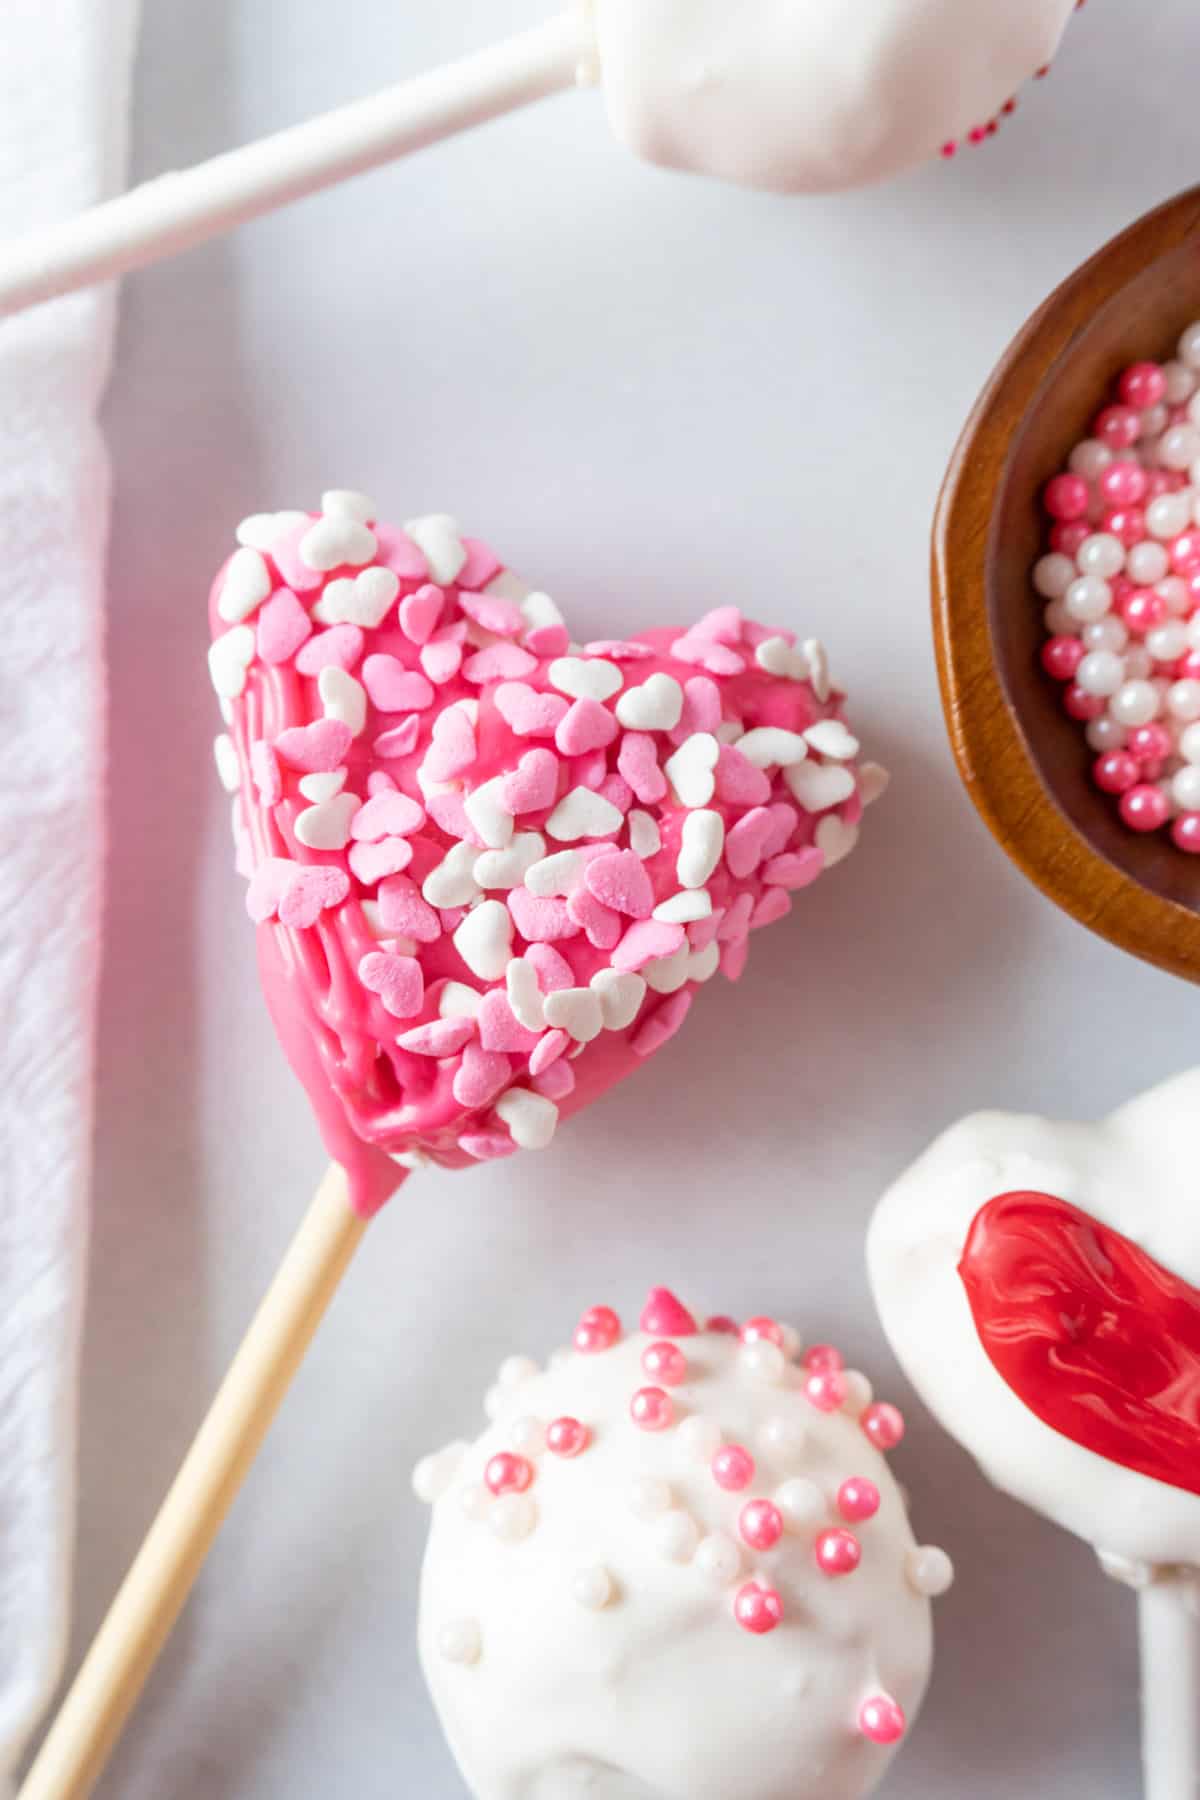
[960,1190,1200,1497]
[210,498,874,1214]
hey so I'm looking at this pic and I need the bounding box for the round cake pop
[415,1289,948,1800]
[594,0,1082,193]
[210,494,884,1212]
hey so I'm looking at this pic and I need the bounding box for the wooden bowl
[933,184,1200,985]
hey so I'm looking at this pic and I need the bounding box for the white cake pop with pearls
[415,1290,949,1800]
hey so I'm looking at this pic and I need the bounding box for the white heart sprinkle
[804,637,830,702]
[590,968,646,1030]
[714,718,744,745]
[688,942,721,983]
[543,987,604,1043]
[548,656,624,702]
[299,514,377,572]
[453,900,513,981]
[495,1088,559,1150]
[298,769,348,802]
[652,889,712,924]
[815,813,860,867]
[643,946,691,994]
[404,513,467,585]
[474,832,546,889]
[735,727,809,769]
[321,488,376,523]
[439,981,484,1019]
[213,734,240,793]
[318,665,368,736]
[520,590,565,632]
[615,672,683,731]
[294,791,361,851]
[506,957,546,1031]
[422,842,482,909]
[803,719,859,761]
[208,626,255,699]
[545,787,623,842]
[859,761,890,807]
[663,733,719,807]
[628,810,661,859]
[360,900,389,939]
[524,849,584,896]
[217,546,272,624]
[676,809,724,888]
[312,566,399,628]
[784,761,856,812]
[235,509,309,551]
[464,776,515,850]
[755,635,808,680]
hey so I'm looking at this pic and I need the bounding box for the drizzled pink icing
[210,499,876,1215]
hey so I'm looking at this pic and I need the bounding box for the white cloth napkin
[0,0,139,1786]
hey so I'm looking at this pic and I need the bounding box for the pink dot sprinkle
[815,1528,861,1577]
[1094,404,1141,451]
[1041,636,1084,681]
[1043,473,1089,521]
[803,1344,844,1373]
[630,1387,674,1432]
[1128,723,1173,765]
[1121,588,1166,634]
[805,1370,847,1413]
[734,1582,784,1635]
[836,1478,881,1523]
[1118,361,1167,410]
[1099,460,1148,506]
[642,1341,688,1387]
[1119,783,1170,832]
[485,1453,535,1497]
[574,1306,621,1354]
[711,1445,755,1491]
[739,1499,784,1552]
[1172,812,1200,852]
[707,1315,740,1335]
[1092,751,1139,795]
[546,1417,590,1458]
[859,1695,906,1746]
[861,1403,905,1451]
[1063,682,1105,722]
[741,1317,785,1349]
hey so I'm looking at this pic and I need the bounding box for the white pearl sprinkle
[675,1414,724,1462]
[907,1545,955,1597]
[460,1483,491,1522]
[573,1565,615,1610]
[759,1414,806,1465]
[695,1532,743,1586]
[840,1370,874,1413]
[741,1341,787,1384]
[776,1478,826,1530]
[489,1493,537,1543]
[628,1476,673,1520]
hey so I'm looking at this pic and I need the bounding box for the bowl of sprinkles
[933,184,1200,985]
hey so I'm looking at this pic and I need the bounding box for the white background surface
[55,1,1200,1794]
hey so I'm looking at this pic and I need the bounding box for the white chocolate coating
[417,1311,938,1800]
[868,1069,1200,1574]
[594,0,1078,193]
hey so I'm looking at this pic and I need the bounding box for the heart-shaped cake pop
[210,492,884,1214]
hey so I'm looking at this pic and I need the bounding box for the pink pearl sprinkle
[1119,783,1170,832]
[642,1341,688,1387]
[1128,723,1173,764]
[741,1317,785,1349]
[1121,588,1166,634]
[805,1370,847,1413]
[1063,682,1105,722]
[1099,460,1148,506]
[803,1344,845,1373]
[1092,751,1139,795]
[1050,519,1090,557]
[1172,812,1200,852]
[1041,636,1084,681]
[1043,473,1089,521]
[837,1477,881,1523]
[859,1695,907,1745]
[1094,404,1141,451]
[712,1445,755,1491]
[815,1527,861,1577]
[739,1498,784,1552]
[734,1581,784,1635]
[574,1306,621,1354]
[861,1402,905,1451]
[1118,361,1167,410]
[545,1416,590,1458]
[485,1453,535,1497]
[630,1387,674,1432]
[707,1315,740,1335]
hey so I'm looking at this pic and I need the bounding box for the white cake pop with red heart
[414,1290,949,1800]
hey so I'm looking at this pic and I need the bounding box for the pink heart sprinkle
[398,584,445,644]
[725,807,774,879]
[693,605,744,645]
[612,918,685,972]
[459,591,524,637]
[533,1058,575,1099]
[348,836,414,885]
[722,936,751,982]
[295,625,364,674]
[358,950,424,1018]
[762,848,824,891]
[631,989,693,1058]
[367,770,397,795]
[677,676,722,740]
[597,772,633,816]
[718,893,754,943]
[527,943,574,993]
[397,1017,474,1056]
[250,740,282,805]
[278,865,350,929]
[350,790,425,842]
[268,520,322,593]
[528,1028,570,1077]
[715,744,771,808]
[556,697,619,758]
[584,639,654,661]
[426,790,487,848]
[373,525,430,580]
[457,538,503,589]
[422,707,477,782]
[688,912,722,951]
[751,888,792,930]
[377,874,442,942]
[567,887,621,949]
[478,991,542,1053]
[420,637,464,685]
[362,656,435,714]
[245,857,293,922]
[274,718,353,772]
[373,717,421,759]
[761,802,800,859]
[460,1131,519,1162]
[672,636,745,676]
[524,624,570,657]
[452,1041,512,1109]
[617,732,667,804]
[508,886,580,943]
[462,643,538,684]
[257,589,312,665]
[493,681,569,738]
[585,849,653,918]
[500,747,559,815]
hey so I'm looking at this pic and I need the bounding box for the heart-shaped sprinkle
[208,625,256,699]
[585,849,654,918]
[545,787,624,842]
[361,656,435,714]
[475,833,546,890]
[501,748,559,815]
[478,990,542,1053]
[737,727,809,769]
[348,837,414,884]
[274,718,353,772]
[294,791,362,850]
[313,567,399,629]
[453,1040,511,1109]
[785,761,856,812]
[653,890,711,924]
[454,899,514,981]
[404,513,468,585]
[815,814,859,867]
[277,864,350,929]
[543,987,604,1043]
[556,698,619,757]
[236,509,309,551]
[217,547,272,624]
[295,625,364,674]
[615,672,684,731]
[618,732,668,803]
[399,583,444,644]
[358,950,424,1018]
[664,733,719,806]
[724,807,773,878]
[628,810,661,858]
[549,656,624,702]
[494,681,570,738]
[300,514,377,572]
[677,810,725,888]
[804,719,860,761]
[350,790,425,842]
[755,635,808,680]
[318,666,367,736]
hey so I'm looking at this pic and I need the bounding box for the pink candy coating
[485,1452,535,1496]
[861,1402,905,1450]
[711,1445,756,1491]
[642,1341,689,1386]
[545,1416,590,1458]
[859,1695,907,1745]
[836,1477,881,1522]
[739,1498,784,1551]
[575,1305,621,1354]
[630,1387,674,1432]
[815,1527,861,1576]
[733,1581,784,1635]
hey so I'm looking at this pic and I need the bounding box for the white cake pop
[415,1290,948,1800]
[594,0,1081,193]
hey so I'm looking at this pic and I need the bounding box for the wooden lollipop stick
[18,1163,367,1800]
[1139,1574,1200,1800]
[0,14,586,320]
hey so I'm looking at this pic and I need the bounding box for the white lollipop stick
[0,15,585,319]
[1139,1575,1200,1800]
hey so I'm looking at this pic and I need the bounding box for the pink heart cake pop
[210,491,885,1211]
